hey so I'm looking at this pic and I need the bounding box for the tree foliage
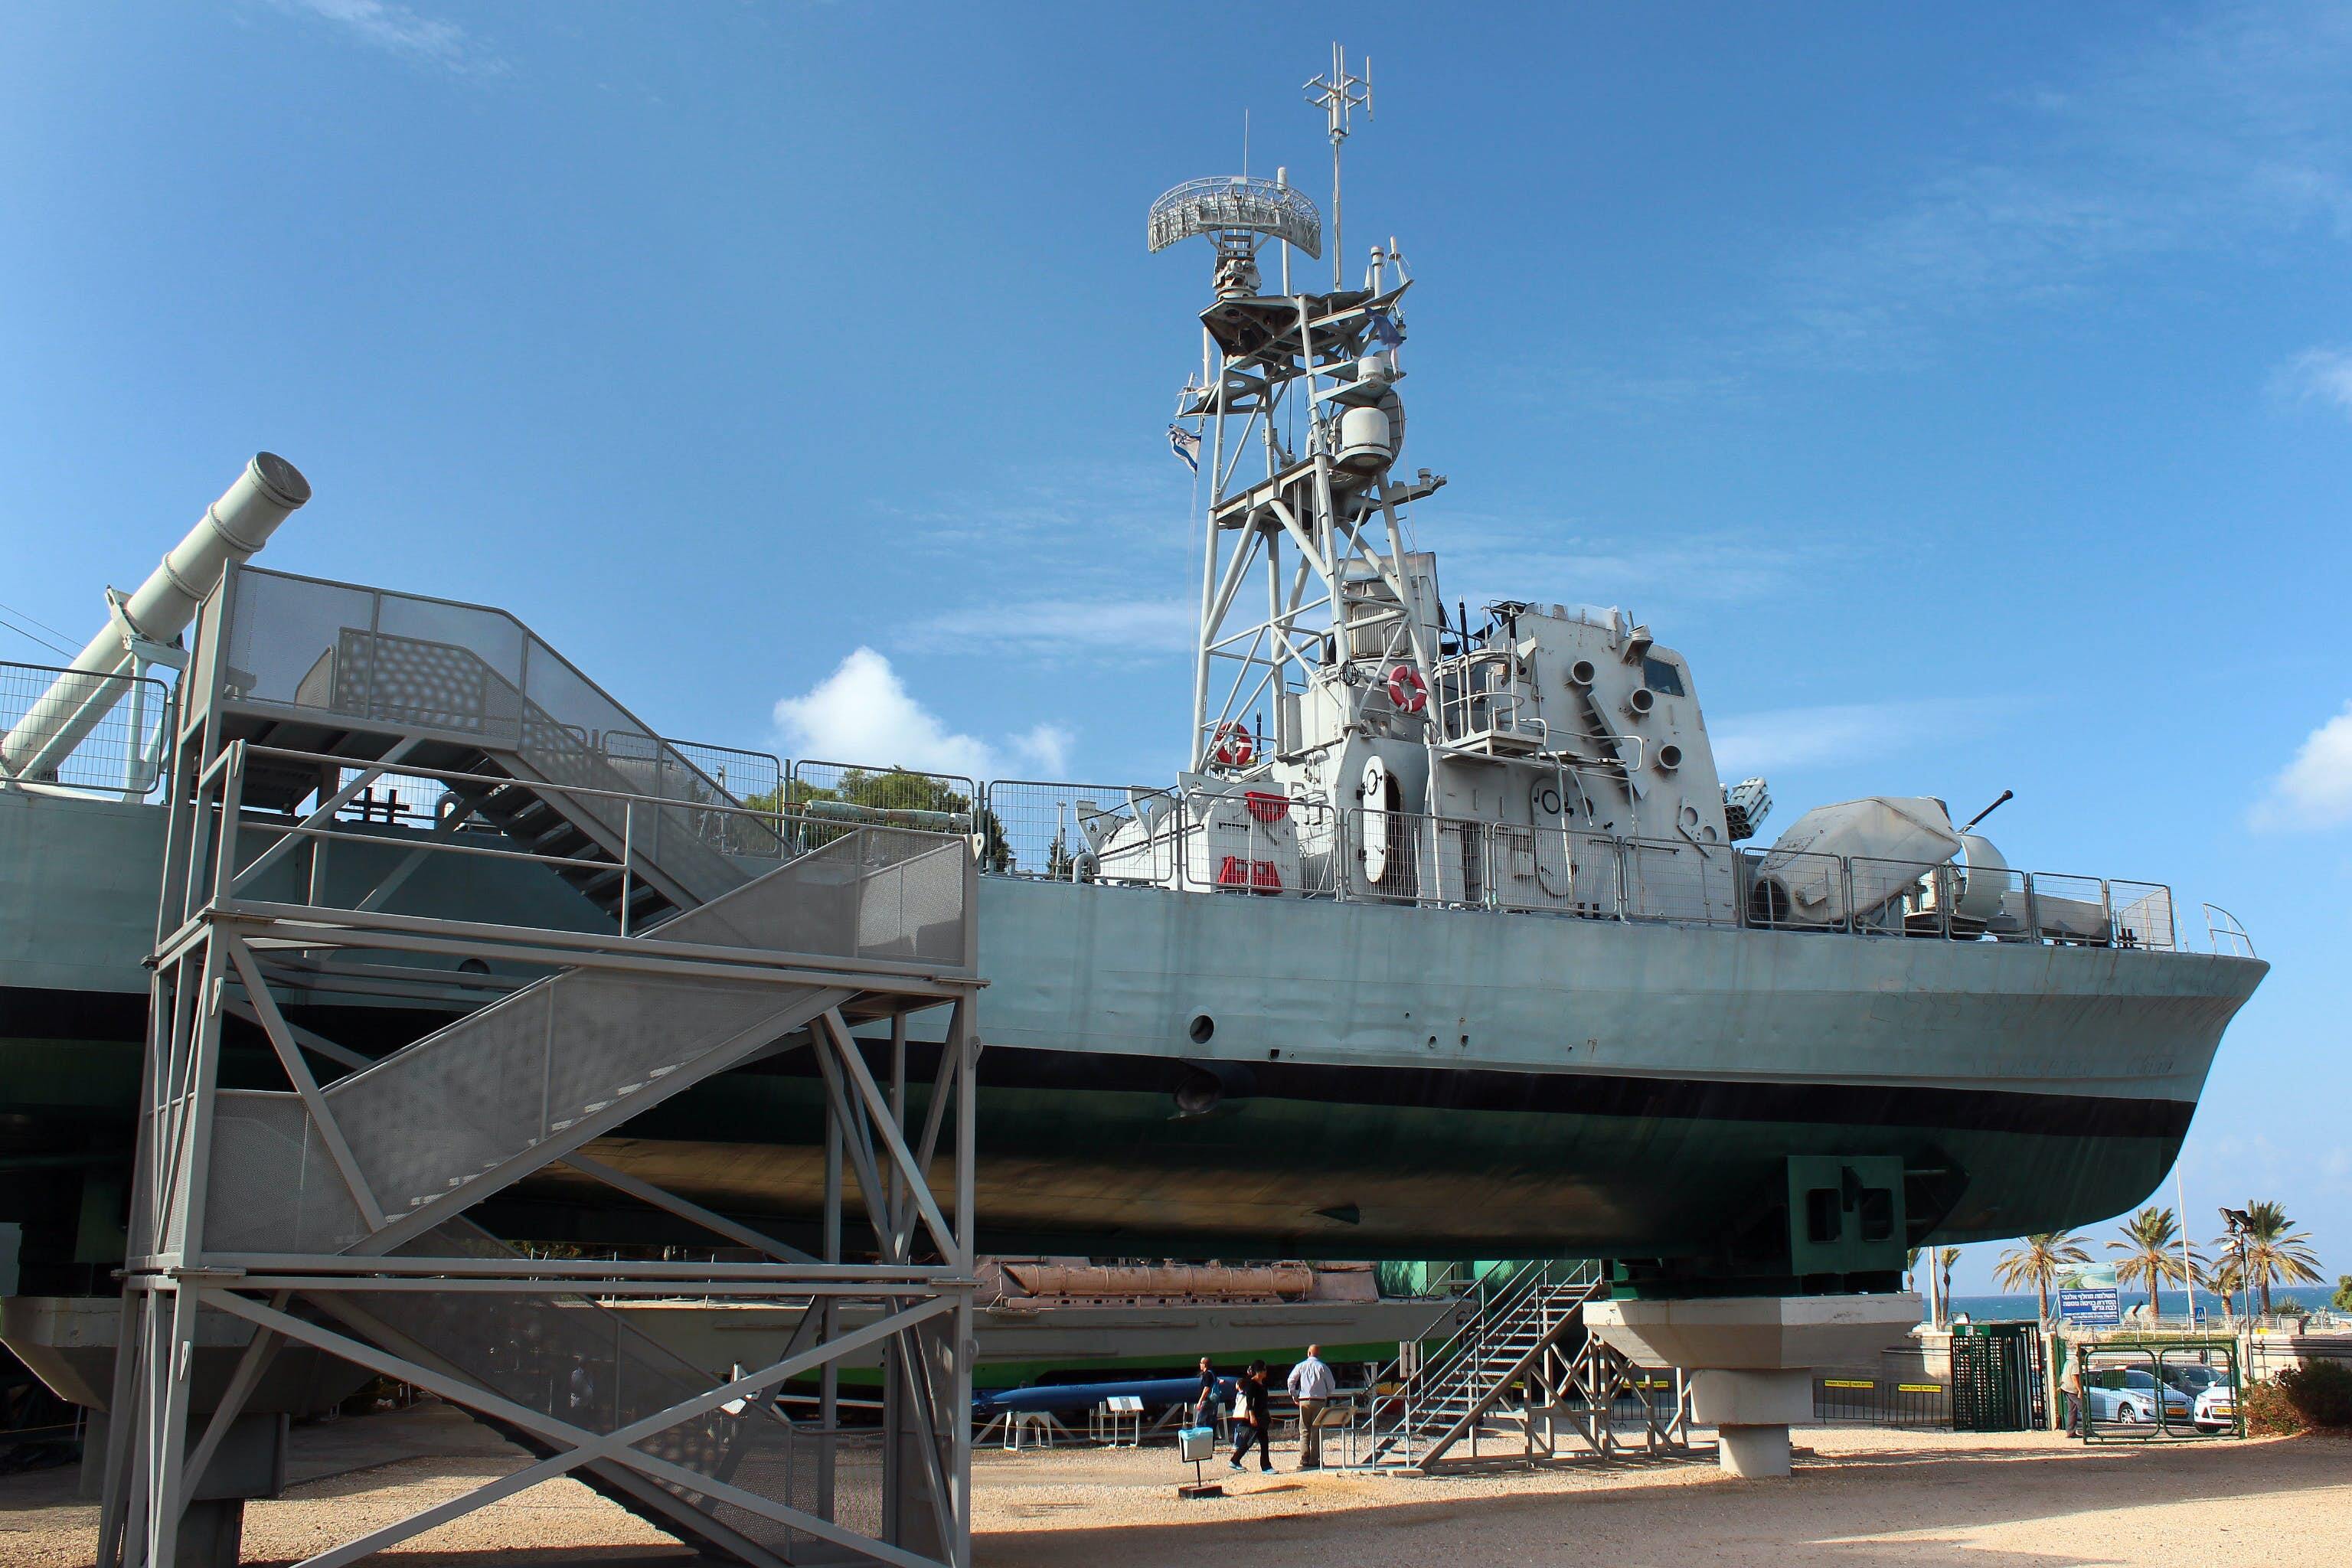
[2210,1200,2324,1318]
[1994,1231,2092,1327]
[2107,1207,2194,1318]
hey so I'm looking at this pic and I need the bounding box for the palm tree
[1994,1231,2092,1328]
[2212,1200,2324,1318]
[2109,1207,2194,1319]
[1935,1246,1962,1327]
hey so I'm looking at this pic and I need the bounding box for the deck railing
[974,783,2202,954]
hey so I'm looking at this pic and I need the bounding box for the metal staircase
[1341,1261,1606,1469]
[204,567,784,926]
[102,563,987,1568]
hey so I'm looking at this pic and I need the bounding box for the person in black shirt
[1229,1361,1274,1472]
[1193,1356,1220,1428]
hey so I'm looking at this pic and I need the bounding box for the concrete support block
[1689,1368,1811,1428]
[1585,1293,1922,1479]
[1717,1423,1792,1479]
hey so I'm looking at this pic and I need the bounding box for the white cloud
[2277,347,2352,418]
[772,647,1075,782]
[1710,698,1998,776]
[2251,701,2352,829]
[267,1,505,76]
[1008,724,1075,778]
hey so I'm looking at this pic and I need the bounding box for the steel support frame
[102,733,983,1568]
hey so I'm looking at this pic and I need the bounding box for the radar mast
[1148,45,1444,777]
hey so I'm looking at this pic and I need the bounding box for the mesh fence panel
[1747,847,1846,928]
[788,762,977,855]
[2109,881,2177,951]
[0,659,173,795]
[1621,838,1737,926]
[668,828,969,965]
[217,570,771,903]
[205,1090,368,1253]
[322,971,790,1214]
[1849,857,1926,936]
[2030,874,2114,943]
[985,780,1174,882]
[1177,790,1327,897]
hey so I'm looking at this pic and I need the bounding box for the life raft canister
[1387,663,1428,714]
[1210,721,1255,768]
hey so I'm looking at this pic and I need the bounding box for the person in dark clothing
[1229,1361,1274,1472]
[1193,1356,1220,1428]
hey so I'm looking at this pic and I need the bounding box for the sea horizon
[1936,1287,2335,1322]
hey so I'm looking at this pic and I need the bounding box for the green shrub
[2244,1361,2352,1435]
[2279,1360,2352,1429]
[2243,1378,2302,1435]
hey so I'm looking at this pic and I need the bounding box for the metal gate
[1951,1322,2046,1432]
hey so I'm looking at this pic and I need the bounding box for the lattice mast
[1150,44,1445,777]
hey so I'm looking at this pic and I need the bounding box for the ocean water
[1938,1288,2335,1324]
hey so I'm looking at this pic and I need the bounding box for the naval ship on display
[0,58,2280,1563]
[0,82,2265,1312]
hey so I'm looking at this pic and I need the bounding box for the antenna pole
[1305,42,1372,291]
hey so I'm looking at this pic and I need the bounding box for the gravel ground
[2,1405,2345,1566]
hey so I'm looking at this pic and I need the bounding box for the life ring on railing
[1210,721,1256,769]
[1386,664,1429,714]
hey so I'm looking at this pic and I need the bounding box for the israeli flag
[1168,423,1201,472]
[1366,311,1404,348]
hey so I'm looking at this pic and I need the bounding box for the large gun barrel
[0,453,309,783]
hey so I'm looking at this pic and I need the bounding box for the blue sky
[3,2,2348,1292]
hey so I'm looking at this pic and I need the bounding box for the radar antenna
[1148,49,1440,778]
[1304,42,1373,289]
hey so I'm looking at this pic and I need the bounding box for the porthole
[1188,1014,1215,1044]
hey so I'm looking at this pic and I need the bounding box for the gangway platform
[102,562,984,1568]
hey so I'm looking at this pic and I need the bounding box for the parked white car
[2192,1382,2236,1431]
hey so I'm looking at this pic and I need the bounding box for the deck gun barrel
[1,453,309,784]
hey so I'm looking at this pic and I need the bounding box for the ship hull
[537,875,2259,1260]
[0,796,2266,1269]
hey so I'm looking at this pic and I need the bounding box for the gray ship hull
[0,790,2263,1274]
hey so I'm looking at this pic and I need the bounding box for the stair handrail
[1407,1259,1600,1399]
[1348,1259,1604,1464]
[1406,1266,1608,1465]
[231,565,762,818]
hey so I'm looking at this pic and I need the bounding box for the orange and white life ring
[1210,721,1256,769]
[1387,664,1429,714]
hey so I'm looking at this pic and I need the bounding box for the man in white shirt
[1286,1344,1336,1468]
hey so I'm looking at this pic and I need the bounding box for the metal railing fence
[784,760,978,855]
[0,658,175,799]
[1813,1375,1952,1428]
[186,741,969,949]
[2202,903,2256,959]
[986,780,1178,883]
[965,779,2207,953]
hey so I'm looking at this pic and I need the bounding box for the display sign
[2057,1286,2121,1325]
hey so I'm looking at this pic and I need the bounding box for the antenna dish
[1148,176,1322,260]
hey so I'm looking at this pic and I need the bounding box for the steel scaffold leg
[103,721,985,1568]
